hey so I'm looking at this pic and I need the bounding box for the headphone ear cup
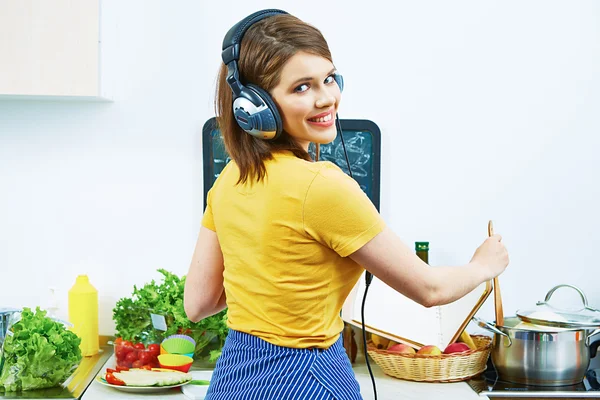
[246,84,283,139]
[334,74,344,93]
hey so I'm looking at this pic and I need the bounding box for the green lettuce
[0,307,82,392]
[112,269,228,358]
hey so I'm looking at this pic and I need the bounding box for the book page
[343,274,442,348]
[439,281,492,348]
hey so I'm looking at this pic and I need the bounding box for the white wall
[1,0,599,353]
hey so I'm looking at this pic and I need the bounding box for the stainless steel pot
[475,284,600,386]
[475,316,600,386]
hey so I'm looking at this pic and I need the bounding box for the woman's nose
[315,89,336,108]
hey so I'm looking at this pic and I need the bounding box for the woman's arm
[184,226,227,322]
[349,226,509,307]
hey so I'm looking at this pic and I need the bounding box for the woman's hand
[470,234,509,280]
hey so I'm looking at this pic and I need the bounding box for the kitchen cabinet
[0,0,110,100]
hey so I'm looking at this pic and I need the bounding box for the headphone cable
[336,114,353,180]
[335,114,378,400]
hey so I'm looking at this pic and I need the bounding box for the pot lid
[516,284,600,329]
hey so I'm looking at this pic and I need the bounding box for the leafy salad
[0,307,82,392]
[112,269,228,362]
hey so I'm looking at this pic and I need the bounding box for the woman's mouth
[307,112,334,127]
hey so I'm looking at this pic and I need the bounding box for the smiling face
[270,51,341,151]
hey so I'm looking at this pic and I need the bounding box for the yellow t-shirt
[202,151,385,349]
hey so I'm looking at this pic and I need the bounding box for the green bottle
[415,242,429,264]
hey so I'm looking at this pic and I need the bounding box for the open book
[342,275,492,350]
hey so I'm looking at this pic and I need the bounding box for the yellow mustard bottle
[68,275,99,356]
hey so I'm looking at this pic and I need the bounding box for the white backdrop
[1,1,599,359]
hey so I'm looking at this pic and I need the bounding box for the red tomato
[106,368,117,374]
[125,351,138,364]
[115,348,128,361]
[147,344,160,357]
[115,343,133,360]
[137,351,152,365]
[105,372,125,386]
[133,343,145,350]
[114,337,123,345]
[132,360,144,369]
[115,366,129,372]
[122,340,133,348]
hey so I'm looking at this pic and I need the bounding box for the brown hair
[215,14,332,184]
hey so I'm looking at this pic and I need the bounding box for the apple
[387,343,416,355]
[443,342,471,354]
[386,340,399,349]
[416,345,442,355]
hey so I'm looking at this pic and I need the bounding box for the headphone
[221,9,344,140]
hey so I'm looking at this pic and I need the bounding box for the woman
[184,9,509,400]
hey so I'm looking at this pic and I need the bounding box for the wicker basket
[367,335,492,383]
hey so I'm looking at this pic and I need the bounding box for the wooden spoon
[489,220,504,327]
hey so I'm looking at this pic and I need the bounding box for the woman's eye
[294,84,309,93]
[324,75,335,84]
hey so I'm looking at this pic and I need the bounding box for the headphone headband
[221,9,288,65]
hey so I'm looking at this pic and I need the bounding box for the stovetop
[466,360,600,398]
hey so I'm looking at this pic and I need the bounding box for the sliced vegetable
[112,369,192,387]
[190,379,210,385]
[105,372,125,386]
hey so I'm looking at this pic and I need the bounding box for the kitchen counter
[353,358,485,400]
[82,355,487,400]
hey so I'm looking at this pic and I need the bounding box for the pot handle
[537,284,600,313]
[590,339,600,358]
[472,316,512,347]
[586,329,600,349]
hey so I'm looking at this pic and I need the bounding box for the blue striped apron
[205,329,363,400]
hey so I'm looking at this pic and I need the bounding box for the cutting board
[181,370,213,400]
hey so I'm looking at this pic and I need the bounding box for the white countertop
[83,355,488,400]
[353,357,487,400]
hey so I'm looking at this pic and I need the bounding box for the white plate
[96,375,191,393]
[181,371,213,399]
